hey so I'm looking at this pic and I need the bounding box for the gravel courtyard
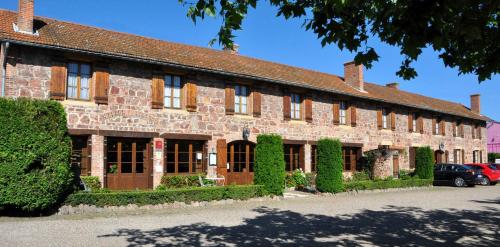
[1,186,499,246]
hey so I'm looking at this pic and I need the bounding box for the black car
[434,164,483,187]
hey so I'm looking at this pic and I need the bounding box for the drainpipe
[1,41,10,97]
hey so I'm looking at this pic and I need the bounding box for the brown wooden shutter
[471,125,476,139]
[460,124,464,138]
[477,126,482,139]
[333,101,340,125]
[283,94,291,120]
[253,91,261,117]
[441,120,446,136]
[377,109,383,129]
[390,111,396,131]
[216,139,227,178]
[94,64,109,104]
[304,96,313,123]
[452,122,456,137]
[419,116,424,134]
[50,60,67,100]
[432,118,437,135]
[408,112,413,132]
[186,82,197,112]
[151,74,164,109]
[350,103,357,127]
[225,85,235,115]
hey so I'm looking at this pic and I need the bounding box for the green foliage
[350,171,371,182]
[80,176,101,192]
[65,185,267,207]
[285,169,307,189]
[398,170,414,180]
[0,98,74,213]
[254,134,285,195]
[415,146,434,180]
[344,178,433,192]
[316,138,344,193]
[488,153,500,163]
[180,0,498,82]
[160,174,205,188]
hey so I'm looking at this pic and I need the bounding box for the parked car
[491,164,500,170]
[434,164,483,187]
[466,163,500,185]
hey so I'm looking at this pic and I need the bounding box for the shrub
[65,185,267,207]
[351,171,371,181]
[80,176,101,191]
[291,169,307,188]
[0,98,74,213]
[160,174,205,188]
[254,134,285,195]
[488,153,500,163]
[305,173,316,188]
[344,178,433,191]
[415,146,434,179]
[285,173,296,188]
[316,138,344,193]
[398,170,413,180]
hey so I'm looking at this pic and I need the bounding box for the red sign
[155,140,163,150]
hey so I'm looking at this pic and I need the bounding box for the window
[164,75,182,109]
[227,141,255,173]
[67,62,91,100]
[70,136,91,177]
[475,125,481,139]
[342,147,360,171]
[234,85,249,114]
[166,140,205,174]
[434,118,441,135]
[412,113,418,132]
[106,138,148,174]
[455,121,461,137]
[453,149,463,164]
[290,93,301,120]
[339,101,347,125]
[382,108,389,129]
[473,150,482,163]
[284,144,303,171]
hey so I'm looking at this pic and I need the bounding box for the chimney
[16,0,34,34]
[470,94,481,114]
[344,61,364,91]
[386,82,399,89]
[223,44,239,55]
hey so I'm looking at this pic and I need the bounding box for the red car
[466,163,500,185]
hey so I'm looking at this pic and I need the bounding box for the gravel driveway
[1,186,499,246]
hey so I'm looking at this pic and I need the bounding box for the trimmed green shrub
[415,146,434,179]
[488,153,500,163]
[0,98,74,212]
[254,134,285,195]
[316,138,344,193]
[160,174,205,188]
[65,185,267,207]
[350,171,371,181]
[344,178,432,191]
[80,176,101,191]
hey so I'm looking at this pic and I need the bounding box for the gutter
[0,41,9,97]
[0,39,487,122]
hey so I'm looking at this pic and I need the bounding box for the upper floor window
[382,108,389,129]
[290,93,301,120]
[434,117,441,135]
[164,75,182,109]
[67,62,91,100]
[235,85,249,114]
[339,101,347,125]
[411,113,418,132]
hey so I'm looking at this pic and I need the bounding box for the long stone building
[0,1,488,189]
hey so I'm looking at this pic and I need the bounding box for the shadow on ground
[99,203,500,246]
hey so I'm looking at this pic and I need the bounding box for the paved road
[1,186,499,246]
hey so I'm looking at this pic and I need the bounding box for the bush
[160,174,205,188]
[344,178,433,191]
[415,146,434,179]
[488,153,500,163]
[398,170,413,180]
[0,98,74,213]
[80,176,101,191]
[351,171,371,181]
[65,185,267,207]
[316,138,344,193]
[254,134,285,195]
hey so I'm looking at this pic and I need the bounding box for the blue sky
[1,0,498,119]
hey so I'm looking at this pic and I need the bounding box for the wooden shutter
[186,82,197,112]
[216,139,227,178]
[333,101,340,125]
[253,91,261,117]
[452,122,456,137]
[49,60,67,100]
[304,96,313,123]
[471,125,476,139]
[390,111,396,131]
[350,103,357,127]
[225,85,235,115]
[151,74,164,109]
[408,112,413,132]
[460,124,465,138]
[283,94,291,120]
[477,126,482,139]
[377,109,383,129]
[419,116,424,134]
[440,120,446,136]
[94,64,109,104]
[432,118,437,135]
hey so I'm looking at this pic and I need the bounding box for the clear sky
[1,0,498,120]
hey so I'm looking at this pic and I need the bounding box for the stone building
[0,1,488,189]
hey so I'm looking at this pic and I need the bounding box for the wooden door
[435,151,443,164]
[226,141,255,185]
[393,155,400,177]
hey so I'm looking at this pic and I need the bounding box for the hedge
[160,174,205,188]
[80,176,101,192]
[316,138,344,193]
[415,146,434,179]
[488,153,500,163]
[0,98,74,212]
[254,134,286,195]
[344,178,433,191]
[65,185,267,207]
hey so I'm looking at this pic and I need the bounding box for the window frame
[290,93,302,120]
[339,101,347,125]
[227,141,255,173]
[234,84,250,115]
[382,108,389,129]
[165,140,206,174]
[66,62,92,101]
[164,74,183,109]
[412,113,418,132]
[434,117,441,135]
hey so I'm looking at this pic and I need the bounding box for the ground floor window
[165,140,206,174]
[284,144,304,171]
[227,141,255,173]
[70,135,91,176]
[107,138,148,174]
[472,150,482,163]
[453,149,464,164]
[342,147,360,171]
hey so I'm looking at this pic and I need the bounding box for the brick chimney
[386,82,399,89]
[16,0,34,34]
[470,94,480,114]
[344,61,364,91]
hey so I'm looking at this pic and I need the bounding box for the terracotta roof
[0,9,487,121]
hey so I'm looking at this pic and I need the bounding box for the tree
[415,146,434,179]
[179,0,499,82]
[316,138,344,193]
[254,134,286,195]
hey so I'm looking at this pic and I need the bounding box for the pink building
[487,121,500,153]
